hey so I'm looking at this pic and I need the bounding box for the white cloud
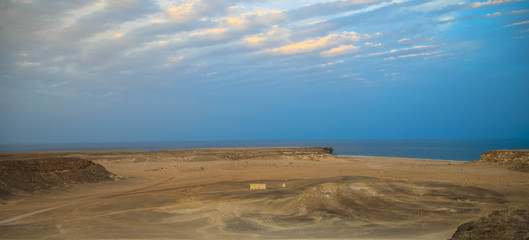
[365,42,382,47]
[84,13,168,43]
[242,25,292,49]
[510,9,529,14]
[486,12,502,17]
[164,55,184,67]
[321,44,358,57]
[320,60,344,67]
[267,31,360,55]
[17,61,40,67]
[338,0,410,16]
[190,28,227,37]
[384,50,442,60]
[364,45,436,57]
[438,16,456,23]
[166,2,196,23]
[61,0,107,28]
[505,20,529,26]
[411,0,463,12]
[219,9,286,31]
[0,0,518,105]
[472,0,522,8]
[288,0,409,28]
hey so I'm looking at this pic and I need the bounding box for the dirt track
[1,149,528,239]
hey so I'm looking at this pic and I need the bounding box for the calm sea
[1,140,528,161]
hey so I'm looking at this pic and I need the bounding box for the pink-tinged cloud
[268,31,359,55]
[472,0,522,8]
[321,45,358,58]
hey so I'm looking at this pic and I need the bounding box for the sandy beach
[1,148,528,239]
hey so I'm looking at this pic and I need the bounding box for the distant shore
[2,139,529,161]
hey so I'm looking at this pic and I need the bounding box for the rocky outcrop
[159,147,335,162]
[0,147,335,163]
[0,158,115,198]
[450,207,529,240]
[474,150,529,171]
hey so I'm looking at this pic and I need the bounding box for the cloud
[384,50,442,61]
[0,0,523,104]
[486,12,502,17]
[242,25,291,48]
[505,20,529,26]
[472,0,522,8]
[286,0,387,21]
[308,0,411,24]
[163,0,230,24]
[244,35,266,44]
[320,59,344,67]
[163,55,184,68]
[190,28,227,37]
[268,31,360,55]
[168,2,195,22]
[364,42,382,47]
[269,36,334,55]
[16,61,40,67]
[510,9,529,14]
[363,45,437,57]
[398,38,411,43]
[321,44,358,57]
[411,0,464,12]
[438,16,456,23]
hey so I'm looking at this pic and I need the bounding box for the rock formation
[474,150,529,171]
[450,207,529,240]
[159,147,335,162]
[0,158,115,198]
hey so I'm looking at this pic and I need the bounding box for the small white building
[249,184,267,190]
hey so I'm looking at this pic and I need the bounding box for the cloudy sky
[1,0,528,144]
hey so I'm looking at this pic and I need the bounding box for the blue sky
[1,0,528,144]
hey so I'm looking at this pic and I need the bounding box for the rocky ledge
[0,147,335,163]
[159,147,335,162]
[450,207,529,240]
[0,158,115,198]
[474,150,529,171]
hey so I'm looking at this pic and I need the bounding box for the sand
[1,150,528,239]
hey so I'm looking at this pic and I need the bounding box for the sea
[1,139,528,161]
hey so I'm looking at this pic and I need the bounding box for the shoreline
[1,147,472,162]
[2,139,528,161]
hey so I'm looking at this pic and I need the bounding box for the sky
[0,0,528,144]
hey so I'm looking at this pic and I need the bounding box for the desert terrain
[1,148,528,239]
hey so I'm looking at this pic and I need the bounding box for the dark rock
[450,207,529,240]
[0,158,115,196]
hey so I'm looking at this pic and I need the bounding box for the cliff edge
[474,150,529,171]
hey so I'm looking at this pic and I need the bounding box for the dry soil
[1,149,528,240]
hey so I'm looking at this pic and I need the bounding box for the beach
[1,148,528,239]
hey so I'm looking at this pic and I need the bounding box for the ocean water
[1,139,528,161]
